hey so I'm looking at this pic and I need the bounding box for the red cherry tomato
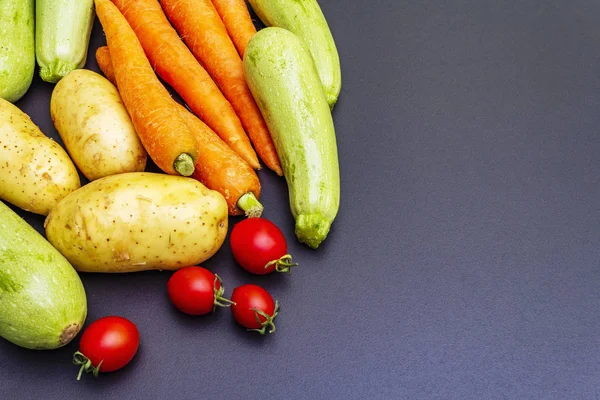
[231,284,279,334]
[230,218,298,275]
[167,266,233,315]
[73,316,139,380]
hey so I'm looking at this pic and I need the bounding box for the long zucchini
[247,0,342,109]
[244,27,340,249]
[35,0,95,83]
[0,0,35,102]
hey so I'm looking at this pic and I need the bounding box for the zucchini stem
[39,61,80,84]
[295,214,332,249]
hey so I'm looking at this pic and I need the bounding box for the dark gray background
[2,1,599,399]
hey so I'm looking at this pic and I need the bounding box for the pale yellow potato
[50,69,147,181]
[0,98,80,215]
[44,172,229,273]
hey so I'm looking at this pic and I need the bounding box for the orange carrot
[210,0,257,58]
[94,0,198,176]
[111,0,260,170]
[95,47,116,83]
[161,0,283,176]
[96,46,263,216]
[182,104,263,216]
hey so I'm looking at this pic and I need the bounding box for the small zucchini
[244,27,340,249]
[35,0,95,83]
[0,0,35,102]
[0,200,87,350]
[247,0,342,109]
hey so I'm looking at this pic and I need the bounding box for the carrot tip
[237,192,263,218]
[174,153,195,176]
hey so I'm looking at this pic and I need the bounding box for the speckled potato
[44,172,228,273]
[0,98,80,215]
[50,69,147,181]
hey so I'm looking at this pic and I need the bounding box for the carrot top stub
[94,0,199,176]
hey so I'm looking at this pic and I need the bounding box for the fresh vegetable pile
[0,0,341,379]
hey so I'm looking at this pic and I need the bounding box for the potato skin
[0,98,80,215]
[50,69,147,181]
[44,172,229,273]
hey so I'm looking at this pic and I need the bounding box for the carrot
[111,0,260,170]
[182,103,263,216]
[95,47,116,84]
[161,0,283,177]
[96,46,263,217]
[210,0,257,58]
[93,0,198,176]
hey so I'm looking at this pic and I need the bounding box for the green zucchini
[35,0,95,83]
[0,0,35,102]
[0,200,87,349]
[244,27,340,249]
[247,0,342,109]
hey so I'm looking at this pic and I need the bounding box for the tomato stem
[213,274,236,310]
[249,300,280,334]
[73,351,103,380]
[265,254,298,273]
